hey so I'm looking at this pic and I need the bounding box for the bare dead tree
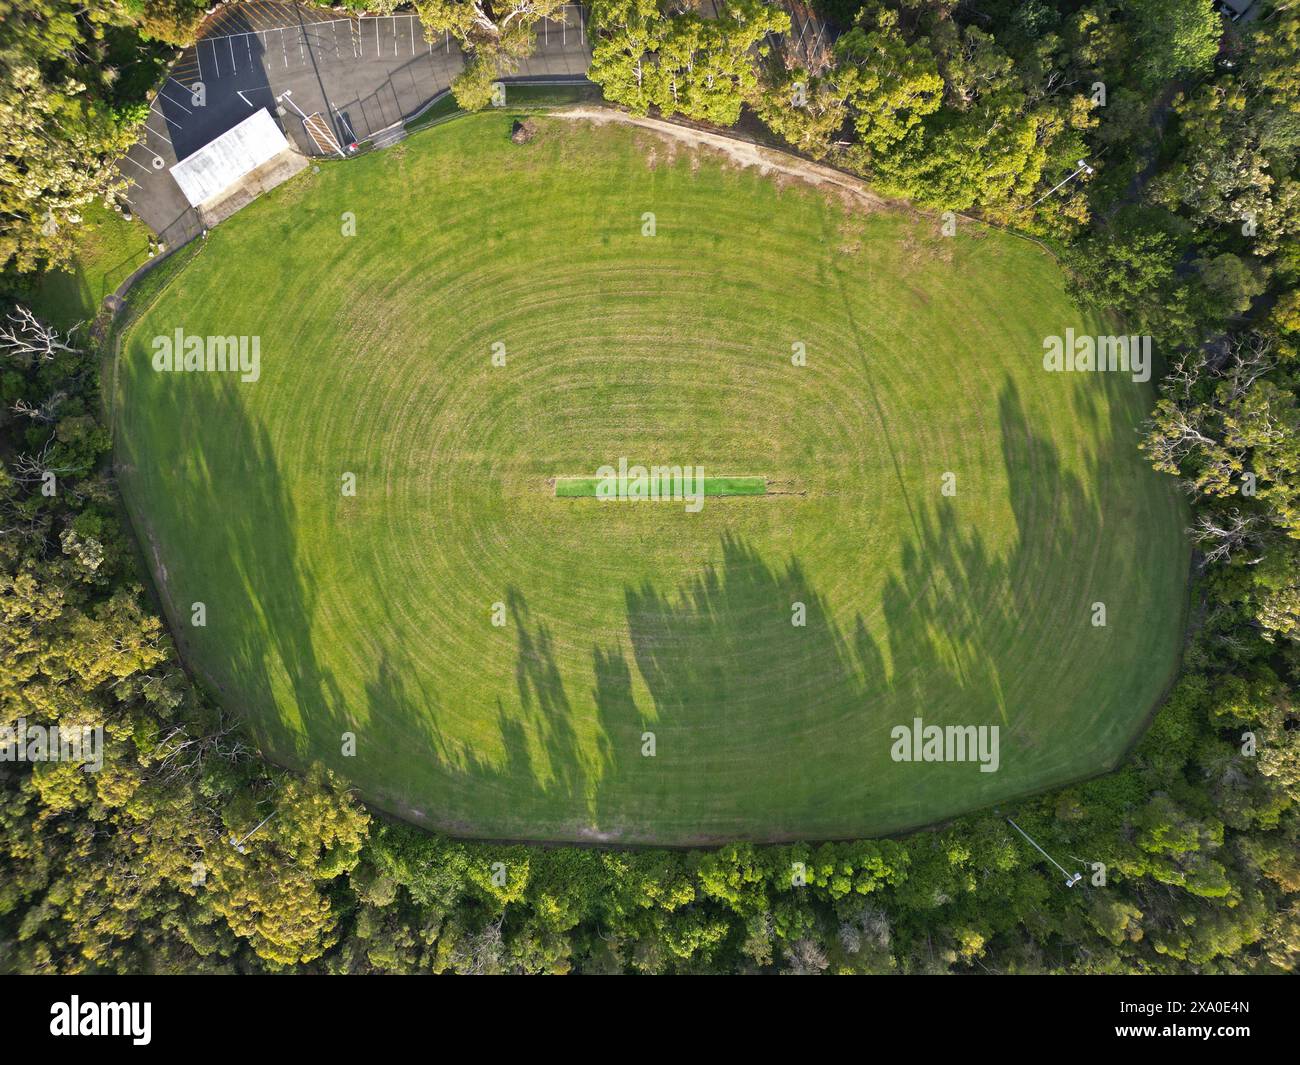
[1026,66,1066,105]
[1180,451,1238,497]
[1162,352,1203,404]
[1222,331,1274,401]
[784,936,830,974]
[11,390,67,423]
[150,711,259,784]
[1164,405,1216,448]
[0,306,82,364]
[1190,509,1265,566]
[456,917,506,975]
[1143,402,1218,472]
[10,440,83,485]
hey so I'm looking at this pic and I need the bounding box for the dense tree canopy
[590,0,789,125]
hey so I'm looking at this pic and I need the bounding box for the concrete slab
[197,147,310,227]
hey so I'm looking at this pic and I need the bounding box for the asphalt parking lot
[121,2,592,248]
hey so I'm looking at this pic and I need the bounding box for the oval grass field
[114,112,1189,844]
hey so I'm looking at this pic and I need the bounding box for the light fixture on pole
[1025,159,1094,210]
[228,812,274,855]
[1006,817,1082,887]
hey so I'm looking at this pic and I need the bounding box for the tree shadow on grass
[122,350,1180,843]
[507,588,612,810]
[118,370,348,763]
[589,532,881,840]
[383,375,1176,843]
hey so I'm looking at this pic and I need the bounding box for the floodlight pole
[277,90,309,122]
[1025,159,1095,210]
[228,812,274,854]
[278,90,345,159]
[1006,817,1081,887]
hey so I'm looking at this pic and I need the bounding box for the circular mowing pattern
[114,114,1188,844]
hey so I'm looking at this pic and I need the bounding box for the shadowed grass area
[30,202,152,330]
[113,112,1188,844]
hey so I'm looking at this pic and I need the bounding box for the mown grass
[31,202,152,330]
[113,112,1189,844]
[404,82,600,134]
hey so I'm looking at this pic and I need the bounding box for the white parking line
[195,42,205,82]
[123,154,155,175]
[164,79,195,111]
[281,27,288,68]
[209,38,222,78]
[144,121,172,146]
[228,36,236,71]
[148,146,167,170]
[160,87,192,115]
[409,15,415,55]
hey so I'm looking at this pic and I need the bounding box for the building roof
[170,109,291,208]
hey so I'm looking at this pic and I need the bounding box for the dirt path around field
[552,107,890,212]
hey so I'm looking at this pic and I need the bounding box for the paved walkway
[121,2,593,248]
